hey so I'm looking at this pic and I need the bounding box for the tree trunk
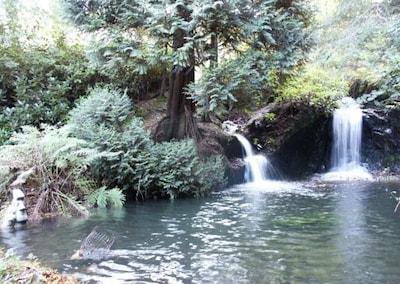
[165,65,195,140]
[202,32,218,123]
[155,3,199,142]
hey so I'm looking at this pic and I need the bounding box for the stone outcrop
[241,101,330,179]
[362,107,400,173]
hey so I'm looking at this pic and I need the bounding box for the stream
[1,179,400,283]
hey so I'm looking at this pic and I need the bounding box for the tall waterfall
[331,97,362,171]
[325,97,372,180]
[235,134,276,183]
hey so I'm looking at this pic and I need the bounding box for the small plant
[87,186,126,208]
[0,248,79,283]
[264,112,276,121]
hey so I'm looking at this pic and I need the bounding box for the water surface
[1,180,400,283]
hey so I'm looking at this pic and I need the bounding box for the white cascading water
[324,97,372,180]
[222,120,274,183]
[235,134,272,183]
[331,97,362,171]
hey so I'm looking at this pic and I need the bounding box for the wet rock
[242,101,330,179]
[362,107,400,173]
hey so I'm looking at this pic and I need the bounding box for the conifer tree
[62,0,313,140]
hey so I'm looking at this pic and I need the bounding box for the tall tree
[61,0,314,140]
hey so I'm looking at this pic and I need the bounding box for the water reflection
[1,181,400,283]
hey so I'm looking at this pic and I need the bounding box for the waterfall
[325,97,372,180]
[331,97,362,171]
[235,134,275,183]
[222,121,279,184]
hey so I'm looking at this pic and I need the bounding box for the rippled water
[2,180,400,283]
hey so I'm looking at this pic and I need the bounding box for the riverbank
[0,248,79,284]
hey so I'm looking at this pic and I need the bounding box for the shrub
[67,87,154,195]
[145,140,227,199]
[67,87,227,200]
[276,64,347,113]
[0,43,99,145]
[0,125,99,220]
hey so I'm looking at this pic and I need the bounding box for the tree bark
[156,3,198,141]
[164,65,195,140]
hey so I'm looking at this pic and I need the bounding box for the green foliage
[67,86,227,200]
[67,87,153,192]
[147,140,227,199]
[264,112,276,121]
[62,0,315,118]
[358,55,400,107]
[187,50,280,118]
[0,248,78,283]
[276,64,347,112]
[0,249,40,282]
[68,87,133,134]
[0,44,96,128]
[83,29,165,99]
[0,0,99,144]
[0,124,99,219]
[87,186,126,208]
[312,0,400,108]
[313,0,400,87]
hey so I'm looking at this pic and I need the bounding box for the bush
[0,43,99,145]
[67,87,154,194]
[145,140,227,199]
[0,125,98,220]
[67,87,227,200]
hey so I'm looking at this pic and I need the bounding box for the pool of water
[1,180,400,283]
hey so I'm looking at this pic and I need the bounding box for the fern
[68,86,132,134]
[66,86,227,201]
[87,186,125,208]
[87,186,108,208]
[145,139,227,199]
[106,188,126,208]
[0,124,100,219]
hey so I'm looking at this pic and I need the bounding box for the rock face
[362,107,400,173]
[242,102,331,179]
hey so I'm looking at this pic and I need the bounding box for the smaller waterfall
[235,134,278,183]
